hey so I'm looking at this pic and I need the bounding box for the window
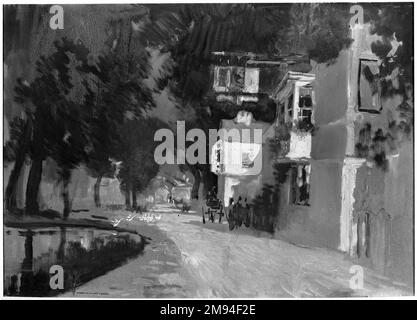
[243,67,259,93]
[298,86,313,127]
[287,94,293,122]
[242,152,255,169]
[229,67,245,92]
[213,66,231,92]
[290,163,311,206]
[358,59,382,113]
[214,66,260,94]
[277,101,286,126]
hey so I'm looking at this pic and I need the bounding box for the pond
[4,226,147,297]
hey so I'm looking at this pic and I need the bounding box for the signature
[110,213,162,227]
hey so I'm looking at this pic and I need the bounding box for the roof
[271,71,316,101]
[211,51,309,67]
[220,118,273,142]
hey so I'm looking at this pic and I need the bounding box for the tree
[116,118,166,209]
[84,47,155,205]
[283,3,353,63]
[79,9,157,208]
[364,3,413,98]
[4,116,31,211]
[13,38,92,216]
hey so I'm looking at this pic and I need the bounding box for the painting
[2,2,414,300]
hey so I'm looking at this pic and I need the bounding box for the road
[64,203,411,298]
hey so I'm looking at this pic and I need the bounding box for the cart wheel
[244,216,250,228]
[210,211,214,223]
[228,219,235,231]
[202,206,205,224]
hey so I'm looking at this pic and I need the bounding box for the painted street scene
[2,3,414,298]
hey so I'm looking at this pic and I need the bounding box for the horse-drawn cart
[202,196,224,223]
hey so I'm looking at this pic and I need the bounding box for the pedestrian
[227,197,234,219]
[237,196,242,207]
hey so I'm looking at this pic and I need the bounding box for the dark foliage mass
[365,3,413,98]
[82,45,155,208]
[143,3,354,103]
[7,34,163,216]
[355,99,413,171]
[117,118,168,209]
[353,3,414,170]
[10,38,92,216]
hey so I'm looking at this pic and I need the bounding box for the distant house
[149,172,192,203]
[170,173,193,202]
[171,185,191,202]
[154,185,170,203]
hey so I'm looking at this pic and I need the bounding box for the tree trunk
[201,169,210,200]
[25,158,43,215]
[132,185,137,209]
[125,186,131,209]
[191,168,201,200]
[62,171,72,219]
[5,118,31,211]
[5,154,26,211]
[94,176,102,208]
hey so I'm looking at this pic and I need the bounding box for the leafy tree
[116,118,166,209]
[12,38,92,217]
[284,3,353,63]
[82,48,154,207]
[364,3,413,98]
[78,9,157,208]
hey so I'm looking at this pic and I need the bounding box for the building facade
[209,19,413,287]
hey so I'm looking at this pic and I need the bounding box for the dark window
[287,94,293,121]
[277,102,286,125]
[242,152,254,168]
[217,67,230,89]
[229,67,245,91]
[358,59,382,113]
[290,163,311,206]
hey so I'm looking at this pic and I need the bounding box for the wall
[312,50,349,127]
[351,141,413,287]
[384,141,413,287]
[278,159,343,249]
[346,23,414,287]
[276,49,351,246]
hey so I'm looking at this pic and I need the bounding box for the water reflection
[4,227,146,297]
